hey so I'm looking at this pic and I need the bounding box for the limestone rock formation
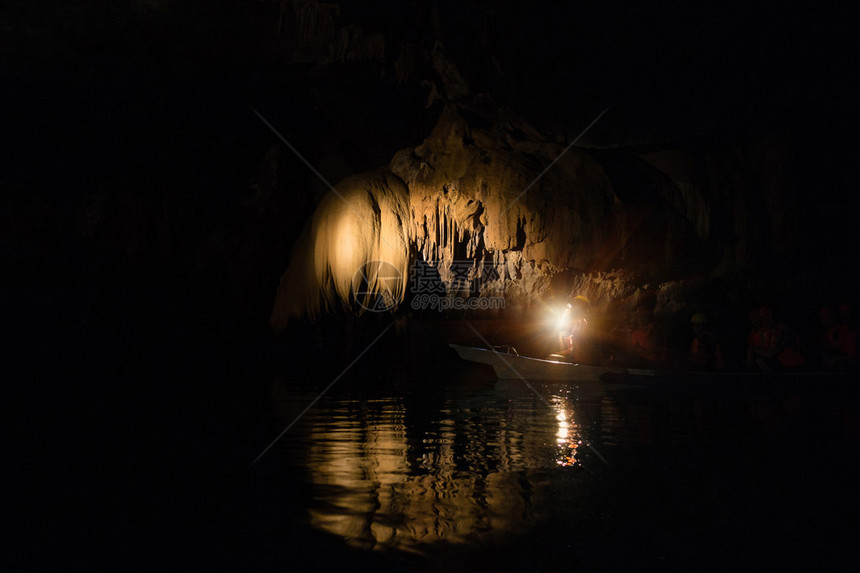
[390,106,623,304]
[270,170,413,330]
[270,103,711,329]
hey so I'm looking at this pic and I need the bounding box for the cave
[6,1,860,570]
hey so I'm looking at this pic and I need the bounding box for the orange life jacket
[631,322,664,363]
[752,325,806,369]
[689,332,724,370]
[772,325,807,368]
[828,325,858,358]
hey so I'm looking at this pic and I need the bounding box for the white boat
[448,343,631,383]
[449,343,855,386]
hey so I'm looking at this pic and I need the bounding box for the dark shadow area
[5,2,860,570]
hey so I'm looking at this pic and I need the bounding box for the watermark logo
[351,259,508,313]
[352,260,402,312]
[410,293,505,311]
[409,259,505,312]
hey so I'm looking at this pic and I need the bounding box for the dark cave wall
[270,103,853,329]
[640,139,798,276]
[254,1,859,327]
[5,0,858,340]
[7,5,858,563]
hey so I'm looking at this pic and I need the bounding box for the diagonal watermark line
[251,321,395,467]
[587,443,611,466]
[502,106,611,215]
[250,106,397,250]
[462,320,610,467]
[251,106,338,192]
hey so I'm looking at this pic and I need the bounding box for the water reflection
[273,379,592,554]
[268,373,860,561]
[552,399,583,467]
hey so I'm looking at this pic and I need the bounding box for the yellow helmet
[691,313,707,324]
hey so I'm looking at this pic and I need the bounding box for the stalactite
[272,107,719,327]
[270,171,413,331]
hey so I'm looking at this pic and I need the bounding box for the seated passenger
[746,305,808,372]
[744,308,765,371]
[815,306,839,369]
[628,303,670,368]
[687,312,724,371]
[824,303,858,371]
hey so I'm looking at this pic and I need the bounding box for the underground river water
[246,347,859,572]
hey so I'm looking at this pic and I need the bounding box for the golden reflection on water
[270,375,860,565]
[553,400,583,467]
[282,388,573,554]
[272,379,675,554]
[274,381,684,552]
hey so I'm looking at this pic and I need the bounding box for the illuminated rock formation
[270,170,413,328]
[270,104,709,329]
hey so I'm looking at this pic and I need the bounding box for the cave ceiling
[5,1,860,318]
[6,1,857,154]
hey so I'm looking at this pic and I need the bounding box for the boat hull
[449,344,856,387]
[449,343,624,383]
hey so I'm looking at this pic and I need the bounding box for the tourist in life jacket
[745,307,763,369]
[746,305,808,372]
[687,312,724,371]
[824,303,858,371]
[628,301,670,368]
[815,306,840,369]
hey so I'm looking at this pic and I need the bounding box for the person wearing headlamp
[556,295,595,363]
